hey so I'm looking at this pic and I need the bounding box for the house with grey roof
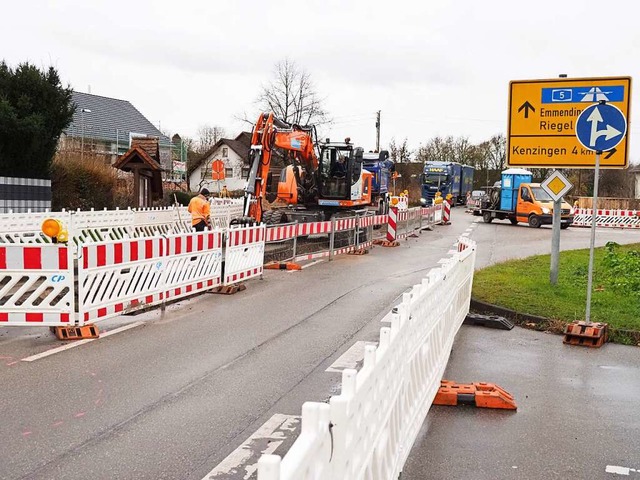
[60,91,172,168]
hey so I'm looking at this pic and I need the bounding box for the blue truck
[362,150,395,214]
[420,161,474,206]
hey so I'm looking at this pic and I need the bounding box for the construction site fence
[257,236,477,479]
[0,224,267,327]
[1,204,445,329]
[0,199,245,251]
[572,208,640,229]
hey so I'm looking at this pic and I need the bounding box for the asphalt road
[1,210,638,480]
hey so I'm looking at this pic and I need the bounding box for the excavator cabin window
[319,147,352,199]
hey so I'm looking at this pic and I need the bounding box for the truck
[362,150,395,214]
[420,161,474,206]
[479,168,574,228]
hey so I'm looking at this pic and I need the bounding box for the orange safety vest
[187,195,211,226]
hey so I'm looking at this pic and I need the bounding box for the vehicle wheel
[262,210,285,225]
[560,223,570,230]
[528,214,542,228]
[509,218,518,225]
[482,211,493,224]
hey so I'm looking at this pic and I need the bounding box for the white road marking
[606,465,638,476]
[326,340,377,373]
[21,322,144,362]
[203,414,300,480]
[461,233,470,237]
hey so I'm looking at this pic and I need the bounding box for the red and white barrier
[572,208,640,229]
[266,224,297,242]
[442,200,451,225]
[0,244,75,326]
[387,207,398,242]
[224,224,266,285]
[78,231,224,324]
[297,221,332,236]
[163,231,223,299]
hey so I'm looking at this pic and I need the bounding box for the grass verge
[472,243,640,345]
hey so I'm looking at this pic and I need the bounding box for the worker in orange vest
[188,188,211,231]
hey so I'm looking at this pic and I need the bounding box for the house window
[222,147,228,158]
[242,167,250,179]
[225,167,233,178]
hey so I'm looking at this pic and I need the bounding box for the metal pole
[81,110,85,160]
[550,195,561,285]
[585,152,601,324]
[292,221,298,262]
[329,216,336,261]
[375,110,381,152]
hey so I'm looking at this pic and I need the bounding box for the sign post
[540,170,573,285]
[575,102,628,324]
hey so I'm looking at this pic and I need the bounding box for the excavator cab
[317,142,365,201]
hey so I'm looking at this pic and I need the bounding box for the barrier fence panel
[264,223,298,264]
[78,237,167,324]
[572,208,640,229]
[210,200,245,229]
[224,224,266,285]
[293,221,333,262]
[0,244,75,326]
[0,210,62,244]
[70,208,136,246]
[356,212,375,250]
[258,237,477,480]
[332,217,357,255]
[131,207,186,237]
[163,231,223,300]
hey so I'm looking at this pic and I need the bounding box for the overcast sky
[3,0,640,163]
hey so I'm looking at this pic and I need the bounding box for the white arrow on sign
[587,106,622,147]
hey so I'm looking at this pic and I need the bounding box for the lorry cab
[516,183,573,228]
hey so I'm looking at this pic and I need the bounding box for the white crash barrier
[224,224,266,285]
[210,199,244,229]
[77,231,224,324]
[258,236,477,480]
[0,244,75,326]
[572,208,640,229]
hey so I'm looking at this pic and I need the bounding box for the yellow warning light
[391,197,399,206]
[42,218,63,238]
[56,230,69,243]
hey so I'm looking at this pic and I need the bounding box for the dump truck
[362,150,394,214]
[479,168,573,228]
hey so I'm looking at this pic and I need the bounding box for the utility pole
[375,110,381,152]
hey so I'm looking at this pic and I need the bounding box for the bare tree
[255,59,329,126]
[196,125,226,154]
[389,137,411,164]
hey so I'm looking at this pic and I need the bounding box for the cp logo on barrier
[51,274,66,283]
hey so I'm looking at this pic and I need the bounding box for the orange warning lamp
[391,197,399,206]
[41,218,68,243]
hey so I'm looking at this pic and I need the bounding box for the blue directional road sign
[575,103,627,152]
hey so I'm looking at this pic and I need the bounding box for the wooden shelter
[113,138,164,207]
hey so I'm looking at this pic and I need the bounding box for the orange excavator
[242,112,373,224]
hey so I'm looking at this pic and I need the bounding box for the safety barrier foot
[464,313,514,330]
[433,380,517,410]
[563,321,608,348]
[209,284,247,295]
[264,262,302,271]
[372,239,400,247]
[52,324,100,341]
[347,248,369,255]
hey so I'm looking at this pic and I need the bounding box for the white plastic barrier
[572,208,640,229]
[0,244,75,326]
[78,231,224,324]
[224,224,266,285]
[258,236,477,479]
[210,199,245,229]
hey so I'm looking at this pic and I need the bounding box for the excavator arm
[244,113,317,222]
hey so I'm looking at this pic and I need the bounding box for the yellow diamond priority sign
[508,76,631,168]
[541,170,573,202]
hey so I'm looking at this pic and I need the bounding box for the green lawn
[472,243,640,335]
